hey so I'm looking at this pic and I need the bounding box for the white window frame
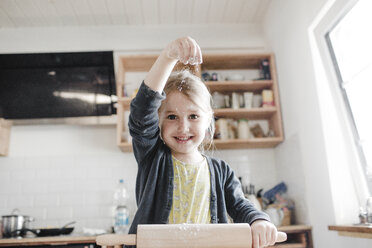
[325,15,371,189]
[309,0,370,214]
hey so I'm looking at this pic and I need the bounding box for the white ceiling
[0,0,272,28]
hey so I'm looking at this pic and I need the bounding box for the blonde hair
[159,70,215,151]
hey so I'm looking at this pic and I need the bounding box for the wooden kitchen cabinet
[115,55,158,152]
[115,53,283,152]
[222,218,312,247]
[275,225,313,248]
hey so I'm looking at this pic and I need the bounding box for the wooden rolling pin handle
[96,234,136,246]
[276,231,287,243]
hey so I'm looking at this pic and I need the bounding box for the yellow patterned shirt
[168,156,211,224]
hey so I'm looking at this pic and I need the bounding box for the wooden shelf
[202,53,271,70]
[328,225,372,239]
[117,55,200,75]
[278,225,312,232]
[115,53,284,151]
[118,55,157,72]
[214,107,277,119]
[213,137,283,149]
[275,225,313,248]
[205,80,273,92]
[120,138,283,151]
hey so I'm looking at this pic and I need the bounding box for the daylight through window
[326,0,372,187]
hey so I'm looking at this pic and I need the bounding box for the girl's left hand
[251,220,278,248]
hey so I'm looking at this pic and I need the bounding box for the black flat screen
[0,52,116,119]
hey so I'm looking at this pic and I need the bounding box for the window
[326,0,372,190]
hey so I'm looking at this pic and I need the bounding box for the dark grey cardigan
[128,82,269,234]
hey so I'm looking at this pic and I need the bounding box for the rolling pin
[96,223,287,248]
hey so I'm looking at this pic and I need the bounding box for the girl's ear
[159,126,165,144]
[204,119,214,141]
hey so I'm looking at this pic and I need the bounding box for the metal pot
[1,209,33,238]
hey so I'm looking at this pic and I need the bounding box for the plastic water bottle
[113,179,130,234]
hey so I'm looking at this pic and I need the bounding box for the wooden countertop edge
[328,225,372,239]
[328,225,372,233]
[0,236,97,246]
[278,225,312,232]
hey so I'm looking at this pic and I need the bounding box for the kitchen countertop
[0,225,313,247]
[328,224,372,239]
[0,235,97,246]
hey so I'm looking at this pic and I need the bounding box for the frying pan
[24,227,74,237]
[13,221,75,237]
[96,223,287,248]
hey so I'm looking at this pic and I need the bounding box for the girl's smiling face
[159,91,211,163]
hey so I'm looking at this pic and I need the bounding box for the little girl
[128,37,278,248]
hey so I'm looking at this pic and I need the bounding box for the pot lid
[1,214,29,218]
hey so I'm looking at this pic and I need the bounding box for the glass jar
[238,119,249,139]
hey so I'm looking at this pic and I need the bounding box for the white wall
[0,25,279,233]
[0,24,267,53]
[263,0,371,247]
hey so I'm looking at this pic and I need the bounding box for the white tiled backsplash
[0,125,278,232]
[0,153,138,232]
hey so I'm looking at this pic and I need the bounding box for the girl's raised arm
[144,36,202,93]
